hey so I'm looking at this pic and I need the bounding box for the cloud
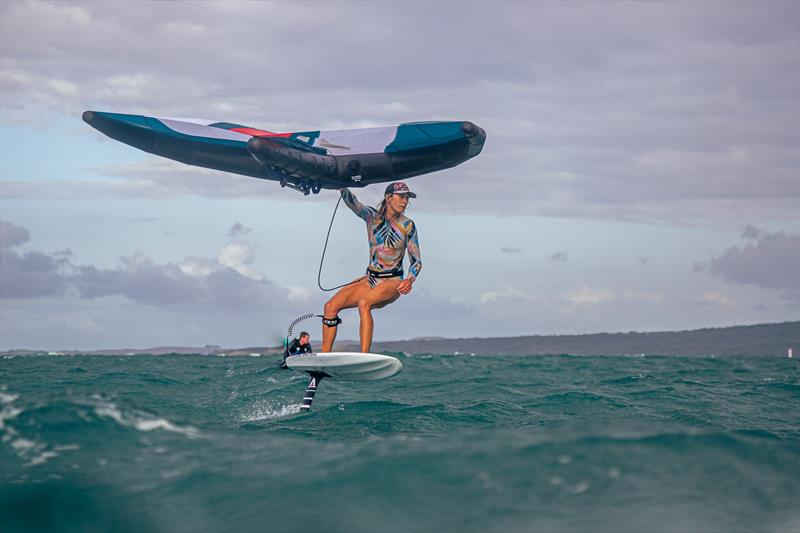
[72,255,203,305]
[0,221,292,310]
[480,283,667,311]
[467,282,686,336]
[741,224,763,240]
[0,220,30,249]
[1,2,797,223]
[216,241,264,281]
[692,261,708,273]
[0,247,71,298]
[178,256,218,279]
[479,284,526,304]
[71,253,288,310]
[548,251,568,263]
[564,286,616,306]
[500,246,521,254]
[709,227,800,290]
[0,220,71,298]
[228,222,252,238]
[693,292,732,307]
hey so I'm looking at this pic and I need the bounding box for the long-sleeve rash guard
[341,188,422,281]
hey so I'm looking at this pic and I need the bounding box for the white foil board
[285,352,403,381]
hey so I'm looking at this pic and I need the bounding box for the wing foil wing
[83,111,486,194]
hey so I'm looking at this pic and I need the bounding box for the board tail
[301,372,326,410]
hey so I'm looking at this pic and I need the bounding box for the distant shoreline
[3,321,798,357]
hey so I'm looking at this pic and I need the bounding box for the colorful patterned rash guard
[341,188,422,286]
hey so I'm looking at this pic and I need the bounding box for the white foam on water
[0,387,69,468]
[160,469,184,480]
[0,390,19,404]
[476,470,495,489]
[94,402,201,439]
[567,481,590,495]
[134,418,199,437]
[240,401,302,422]
[11,439,36,454]
[0,404,22,431]
[11,438,37,451]
[11,437,62,468]
[25,451,59,467]
[0,387,22,431]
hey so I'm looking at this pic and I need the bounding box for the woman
[321,181,422,353]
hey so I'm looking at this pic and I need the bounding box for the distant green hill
[364,322,800,356]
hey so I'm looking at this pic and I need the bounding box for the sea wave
[1,353,798,533]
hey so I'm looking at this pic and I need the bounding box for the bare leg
[356,280,402,352]
[358,308,373,353]
[320,277,370,352]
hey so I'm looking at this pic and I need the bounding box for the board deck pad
[285,352,403,381]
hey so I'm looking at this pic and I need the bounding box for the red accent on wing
[230,126,291,138]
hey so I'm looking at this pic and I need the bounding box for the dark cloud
[0,221,291,310]
[72,255,201,305]
[1,220,71,298]
[0,220,30,249]
[0,249,71,298]
[228,222,252,238]
[710,228,800,290]
[1,2,797,223]
[741,224,763,240]
[548,251,569,263]
[72,257,288,310]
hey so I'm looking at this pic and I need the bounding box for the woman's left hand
[397,278,414,295]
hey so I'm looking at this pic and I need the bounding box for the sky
[1,0,798,350]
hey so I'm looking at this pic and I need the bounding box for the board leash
[284,313,328,411]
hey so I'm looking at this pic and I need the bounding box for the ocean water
[1,353,798,533]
